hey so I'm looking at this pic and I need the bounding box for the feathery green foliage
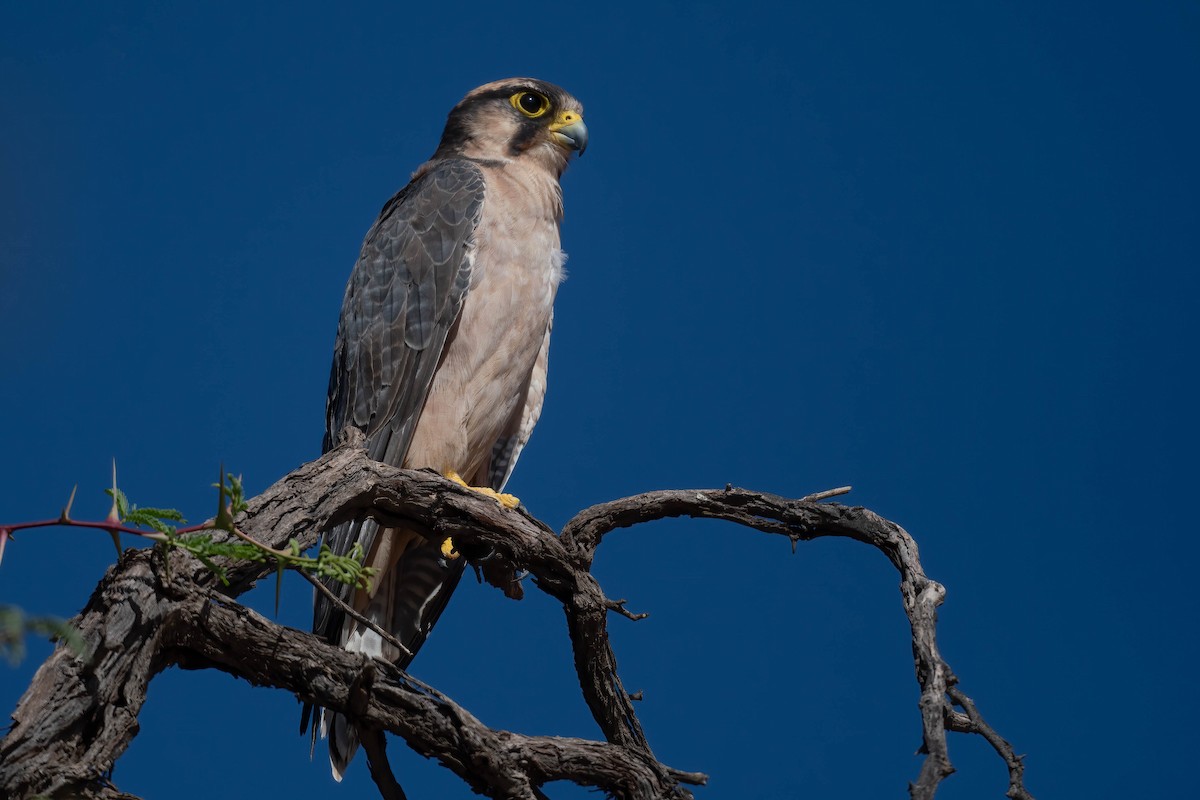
[105,468,376,592]
[0,606,88,665]
[2,465,376,665]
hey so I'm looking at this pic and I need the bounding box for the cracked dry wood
[0,430,1034,800]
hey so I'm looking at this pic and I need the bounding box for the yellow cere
[549,109,584,132]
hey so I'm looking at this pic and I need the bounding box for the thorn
[106,460,120,525]
[215,463,233,530]
[60,484,78,523]
[107,461,122,559]
[790,535,798,554]
[628,690,643,701]
[0,528,8,568]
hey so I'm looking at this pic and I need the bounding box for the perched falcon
[302,78,587,780]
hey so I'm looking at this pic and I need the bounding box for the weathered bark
[0,430,1034,800]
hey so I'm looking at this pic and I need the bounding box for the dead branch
[0,430,1035,800]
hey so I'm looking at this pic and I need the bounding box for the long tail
[302,520,465,780]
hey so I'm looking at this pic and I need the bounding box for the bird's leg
[440,470,520,560]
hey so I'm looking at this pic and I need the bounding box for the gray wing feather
[312,158,485,646]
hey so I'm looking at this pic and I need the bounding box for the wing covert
[314,158,485,646]
[324,158,485,459]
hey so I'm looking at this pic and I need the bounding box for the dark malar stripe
[507,120,544,156]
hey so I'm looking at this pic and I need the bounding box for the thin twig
[361,726,409,800]
[800,485,852,502]
[224,523,293,558]
[946,686,1034,800]
[297,570,413,660]
[606,598,649,621]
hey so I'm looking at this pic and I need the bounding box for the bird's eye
[510,91,550,118]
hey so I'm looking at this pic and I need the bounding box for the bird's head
[434,78,587,174]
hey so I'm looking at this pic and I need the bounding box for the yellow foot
[443,471,520,509]
[441,537,460,559]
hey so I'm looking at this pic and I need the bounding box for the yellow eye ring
[510,91,550,118]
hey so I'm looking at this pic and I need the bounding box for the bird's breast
[403,166,564,480]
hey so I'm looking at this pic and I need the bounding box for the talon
[441,537,460,560]
[492,491,520,509]
[443,470,521,509]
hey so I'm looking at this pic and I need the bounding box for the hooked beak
[549,111,588,155]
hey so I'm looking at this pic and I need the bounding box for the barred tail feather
[307,525,466,781]
[327,709,359,782]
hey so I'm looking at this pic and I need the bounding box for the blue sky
[2,2,1197,797]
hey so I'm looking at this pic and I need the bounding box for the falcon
[301,78,587,780]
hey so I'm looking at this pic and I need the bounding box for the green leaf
[225,473,249,515]
[134,506,185,522]
[104,487,130,521]
[125,508,181,535]
[1,605,88,665]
